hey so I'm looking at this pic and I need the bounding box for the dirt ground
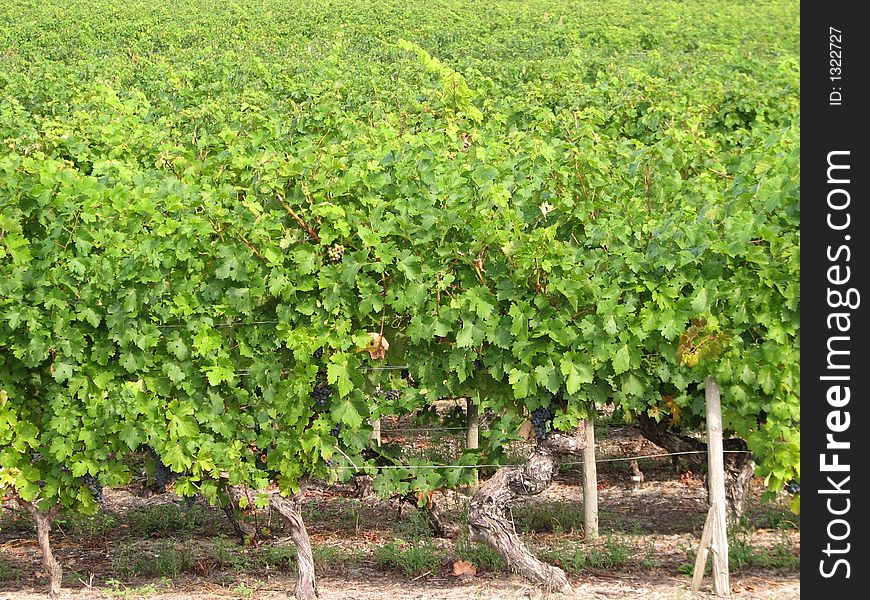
[0,425,799,599]
[0,571,800,600]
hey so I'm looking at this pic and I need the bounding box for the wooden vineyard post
[692,376,731,596]
[371,418,382,446]
[582,418,599,541]
[466,398,480,485]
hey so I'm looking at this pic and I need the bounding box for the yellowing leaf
[358,332,389,359]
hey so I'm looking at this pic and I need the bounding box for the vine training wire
[324,449,750,471]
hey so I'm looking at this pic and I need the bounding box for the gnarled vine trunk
[636,413,755,518]
[467,422,587,594]
[229,486,317,600]
[270,494,318,600]
[19,500,62,597]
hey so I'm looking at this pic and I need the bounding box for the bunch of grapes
[785,480,800,495]
[326,244,344,264]
[330,424,343,437]
[400,369,417,388]
[312,347,324,360]
[375,385,401,401]
[530,405,556,440]
[154,460,172,491]
[83,474,104,505]
[473,358,484,373]
[146,446,173,493]
[310,381,333,409]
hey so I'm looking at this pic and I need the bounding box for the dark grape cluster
[473,358,484,373]
[530,405,556,440]
[375,385,401,401]
[154,459,172,491]
[400,369,416,388]
[330,424,342,437]
[326,244,344,264]
[310,381,333,408]
[83,474,104,505]
[312,347,323,360]
[785,480,800,495]
[145,446,173,493]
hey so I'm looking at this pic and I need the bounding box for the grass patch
[111,540,194,579]
[541,534,633,575]
[312,544,367,575]
[103,578,172,599]
[756,506,800,531]
[0,510,35,535]
[393,507,438,540]
[306,498,364,532]
[680,532,799,575]
[375,540,448,576]
[454,537,507,572]
[0,558,22,581]
[125,502,212,536]
[57,510,120,541]
[514,501,586,535]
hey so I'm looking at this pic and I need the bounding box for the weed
[0,558,21,581]
[103,578,169,599]
[540,534,632,575]
[394,507,437,541]
[514,502,585,535]
[640,542,659,569]
[312,545,340,572]
[375,540,448,576]
[111,540,193,579]
[680,531,799,574]
[232,580,263,598]
[455,537,506,572]
[0,511,32,535]
[126,503,210,536]
[253,545,295,571]
[57,510,119,541]
[761,507,799,531]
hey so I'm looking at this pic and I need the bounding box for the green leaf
[508,368,532,399]
[560,356,593,394]
[163,444,193,472]
[691,287,708,313]
[169,411,199,439]
[53,362,74,383]
[331,399,363,429]
[455,321,481,348]
[327,360,354,397]
[534,363,561,394]
[612,345,631,375]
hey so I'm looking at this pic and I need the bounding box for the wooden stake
[691,506,715,592]
[582,418,599,542]
[371,418,381,446]
[466,398,480,485]
[704,376,731,596]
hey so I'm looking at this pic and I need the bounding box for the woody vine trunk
[229,486,317,600]
[467,422,587,594]
[18,500,62,598]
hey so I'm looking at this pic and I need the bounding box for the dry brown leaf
[359,332,389,359]
[451,560,477,577]
[518,419,535,441]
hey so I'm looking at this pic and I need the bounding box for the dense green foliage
[0,0,799,514]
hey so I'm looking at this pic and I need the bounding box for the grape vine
[0,0,799,522]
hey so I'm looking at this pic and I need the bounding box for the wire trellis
[324,449,751,472]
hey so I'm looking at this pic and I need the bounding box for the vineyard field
[1,0,799,597]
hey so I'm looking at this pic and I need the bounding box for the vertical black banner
[803,2,869,596]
